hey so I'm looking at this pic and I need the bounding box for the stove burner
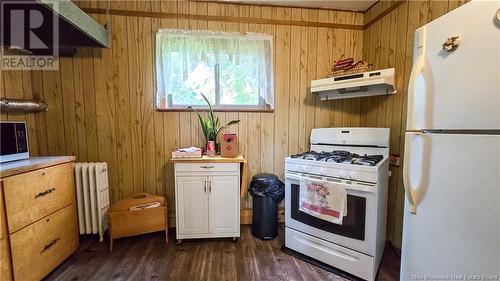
[290,151,384,166]
[325,151,356,163]
[351,155,384,166]
[291,151,322,160]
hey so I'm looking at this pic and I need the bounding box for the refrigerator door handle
[407,27,426,130]
[403,133,418,214]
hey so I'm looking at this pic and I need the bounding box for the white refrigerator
[401,0,500,280]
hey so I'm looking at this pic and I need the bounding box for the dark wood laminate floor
[44,225,400,281]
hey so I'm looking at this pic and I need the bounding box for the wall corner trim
[364,0,407,30]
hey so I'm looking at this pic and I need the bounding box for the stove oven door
[285,172,377,255]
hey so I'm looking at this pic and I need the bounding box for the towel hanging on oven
[299,178,347,224]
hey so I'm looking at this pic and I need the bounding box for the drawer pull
[35,187,56,199]
[41,237,60,253]
[200,165,215,169]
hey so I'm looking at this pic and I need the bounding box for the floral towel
[299,178,347,224]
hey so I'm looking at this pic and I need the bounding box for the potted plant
[189,93,240,154]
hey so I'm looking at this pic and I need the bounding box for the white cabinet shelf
[174,162,240,241]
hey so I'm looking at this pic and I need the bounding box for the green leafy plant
[189,93,240,144]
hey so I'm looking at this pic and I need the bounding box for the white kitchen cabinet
[176,176,209,235]
[174,162,240,243]
[209,176,239,234]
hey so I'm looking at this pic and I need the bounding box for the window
[155,29,274,111]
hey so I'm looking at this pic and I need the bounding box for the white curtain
[156,29,274,109]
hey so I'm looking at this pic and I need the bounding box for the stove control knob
[339,170,347,178]
[349,171,359,180]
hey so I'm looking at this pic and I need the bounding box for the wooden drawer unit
[10,204,78,281]
[3,163,74,233]
[0,157,77,281]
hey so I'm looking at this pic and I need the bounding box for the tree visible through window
[156,29,274,111]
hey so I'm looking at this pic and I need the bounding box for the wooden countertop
[171,155,249,198]
[170,155,246,163]
[0,156,76,179]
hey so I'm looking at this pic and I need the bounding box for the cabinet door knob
[209,181,212,193]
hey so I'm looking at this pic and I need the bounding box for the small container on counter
[207,141,216,157]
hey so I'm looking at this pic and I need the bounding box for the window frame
[155,29,274,113]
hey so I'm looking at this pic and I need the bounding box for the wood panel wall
[1,1,364,224]
[0,0,468,248]
[362,0,467,247]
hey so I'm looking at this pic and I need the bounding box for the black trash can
[248,173,285,240]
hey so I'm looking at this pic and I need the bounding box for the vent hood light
[311,68,396,100]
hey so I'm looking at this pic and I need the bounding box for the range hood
[311,68,396,100]
[1,0,109,55]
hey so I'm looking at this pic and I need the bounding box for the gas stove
[284,127,391,281]
[290,150,384,166]
[286,128,390,182]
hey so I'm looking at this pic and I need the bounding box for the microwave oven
[0,121,30,163]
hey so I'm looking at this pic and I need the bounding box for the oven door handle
[286,173,376,194]
[286,172,334,182]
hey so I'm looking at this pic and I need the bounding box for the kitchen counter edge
[0,156,76,179]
